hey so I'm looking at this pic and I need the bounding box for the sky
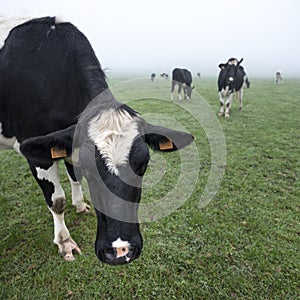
[1,0,300,77]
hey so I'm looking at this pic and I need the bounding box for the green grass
[1,77,299,299]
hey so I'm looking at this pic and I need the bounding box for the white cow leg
[33,161,81,261]
[178,84,182,101]
[225,94,233,118]
[65,161,90,213]
[67,173,90,213]
[218,92,225,116]
[50,209,81,261]
[238,89,243,111]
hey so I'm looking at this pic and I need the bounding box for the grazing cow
[275,71,283,84]
[0,17,194,265]
[171,68,193,100]
[217,58,247,118]
[197,72,201,78]
[150,73,156,81]
[160,73,168,79]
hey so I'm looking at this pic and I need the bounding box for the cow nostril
[115,246,129,258]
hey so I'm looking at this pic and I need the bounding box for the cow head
[218,58,244,91]
[182,84,194,99]
[20,92,194,265]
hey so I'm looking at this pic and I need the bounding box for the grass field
[0,76,299,299]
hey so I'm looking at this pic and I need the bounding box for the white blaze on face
[112,238,131,258]
[88,109,139,176]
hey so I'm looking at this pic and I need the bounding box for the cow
[217,58,247,118]
[275,71,283,84]
[0,17,194,265]
[160,73,168,79]
[171,68,193,100]
[244,76,250,89]
[150,73,156,81]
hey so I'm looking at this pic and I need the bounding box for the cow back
[0,17,108,141]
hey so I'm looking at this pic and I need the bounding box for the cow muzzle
[96,244,142,265]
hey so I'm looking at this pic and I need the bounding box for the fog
[2,0,300,77]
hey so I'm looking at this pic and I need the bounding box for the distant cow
[244,76,250,89]
[150,73,156,81]
[160,73,168,79]
[0,17,194,265]
[197,72,201,78]
[275,71,283,84]
[217,58,247,118]
[171,68,193,100]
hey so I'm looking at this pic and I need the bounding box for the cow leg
[50,209,81,261]
[183,86,187,100]
[238,88,243,111]
[64,161,90,213]
[27,159,81,261]
[225,93,233,118]
[171,81,176,100]
[218,91,225,116]
[178,84,182,101]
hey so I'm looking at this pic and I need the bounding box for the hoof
[239,107,242,111]
[74,202,91,213]
[225,113,230,118]
[218,112,224,116]
[57,237,81,261]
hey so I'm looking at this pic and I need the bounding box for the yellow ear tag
[51,147,67,159]
[159,139,173,150]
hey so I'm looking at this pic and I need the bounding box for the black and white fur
[0,17,194,265]
[217,58,247,118]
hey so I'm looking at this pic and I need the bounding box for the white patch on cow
[50,208,70,244]
[36,161,65,202]
[112,238,131,248]
[88,109,139,176]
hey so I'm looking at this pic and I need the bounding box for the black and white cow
[160,73,168,79]
[217,58,247,118]
[171,68,193,100]
[0,17,194,265]
[275,71,283,84]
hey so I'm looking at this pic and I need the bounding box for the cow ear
[144,123,194,152]
[20,125,76,163]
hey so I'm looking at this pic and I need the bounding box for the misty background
[1,0,300,77]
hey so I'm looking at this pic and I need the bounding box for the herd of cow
[0,17,281,265]
[151,59,251,118]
